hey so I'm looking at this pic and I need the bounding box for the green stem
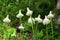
[20,17,21,23]
[30,15,35,40]
[50,18,54,40]
[20,30,24,40]
[20,18,24,40]
[36,22,38,32]
[31,19,35,40]
[32,22,35,40]
[36,22,38,40]
[46,25,48,40]
[20,30,22,40]
[3,23,9,40]
[22,31,24,40]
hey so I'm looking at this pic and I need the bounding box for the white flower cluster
[18,24,24,29]
[16,10,24,18]
[47,11,54,18]
[43,16,50,25]
[26,7,33,16]
[43,11,54,25]
[3,15,11,23]
[28,17,35,24]
[35,15,42,23]
[3,7,54,28]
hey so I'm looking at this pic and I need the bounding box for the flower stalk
[50,18,54,40]
[36,22,38,32]
[46,24,48,40]
[16,9,24,40]
[47,11,54,40]
[30,15,35,40]
[31,20,35,40]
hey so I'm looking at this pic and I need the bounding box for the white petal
[11,33,16,37]
[3,15,11,23]
[28,17,35,24]
[26,7,33,16]
[43,16,50,25]
[35,15,42,23]
[18,24,24,29]
[18,26,24,29]
[47,11,54,18]
[35,18,42,23]
[16,10,24,18]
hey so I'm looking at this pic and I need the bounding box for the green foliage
[24,22,32,32]
[37,30,44,38]
[0,0,58,40]
[56,9,60,15]
[0,0,56,26]
[24,33,29,40]
[10,37,17,40]
[4,28,16,38]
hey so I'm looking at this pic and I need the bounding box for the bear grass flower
[47,11,54,18]
[28,17,35,24]
[26,7,33,16]
[16,10,24,18]
[43,16,50,25]
[18,24,24,29]
[35,15,42,23]
[3,15,11,23]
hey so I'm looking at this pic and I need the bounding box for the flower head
[47,11,54,18]
[3,15,11,23]
[26,7,33,16]
[18,24,24,29]
[16,10,24,18]
[11,32,16,37]
[35,15,42,23]
[28,17,35,24]
[43,16,50,25]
